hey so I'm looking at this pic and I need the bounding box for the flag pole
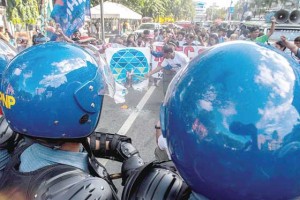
[100,0,105,42]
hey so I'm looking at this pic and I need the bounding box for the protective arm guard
[89,132,145,185]
[90,132,140,162]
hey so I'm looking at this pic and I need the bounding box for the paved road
[96,82,164,198]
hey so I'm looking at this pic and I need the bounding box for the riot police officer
[0,42,189,200]
[0,42,143,199]
[160,41,300,199]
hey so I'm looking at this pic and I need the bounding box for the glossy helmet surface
[160,41,300,199]
[1,42,105,139]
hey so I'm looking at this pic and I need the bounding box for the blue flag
[243,2,248,12]
[51,0,90,37]
[240,2,248,21]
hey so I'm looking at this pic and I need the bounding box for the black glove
[90,132,136,162]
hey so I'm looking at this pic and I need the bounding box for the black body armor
[0,145,116,200]
[122,161,191,200]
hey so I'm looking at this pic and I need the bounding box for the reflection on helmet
[161,41,300,199]
[1,42,105,139]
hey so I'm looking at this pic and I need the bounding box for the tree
[206,6,227,21]
[140,0,167,18]
[166,0,195,21]
[90,0,195,20]
[6,0,40,25]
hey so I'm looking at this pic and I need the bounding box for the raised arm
[267,17,276,38]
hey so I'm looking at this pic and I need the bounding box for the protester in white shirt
[145,44,189,94]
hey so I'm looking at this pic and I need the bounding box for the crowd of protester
[106,18,274,48]
[98,17,299,62]
[2,17,300,64]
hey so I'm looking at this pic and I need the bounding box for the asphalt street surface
[96,81,164,198]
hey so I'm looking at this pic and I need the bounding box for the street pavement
[96,81,164,198]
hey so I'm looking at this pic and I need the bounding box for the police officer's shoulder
[122,161,191,200]
[30,164,113,200]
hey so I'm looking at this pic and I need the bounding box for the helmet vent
[79,114,89,124]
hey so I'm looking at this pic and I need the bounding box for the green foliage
[164,0,194,20]
[91,0,195,20]
[6,0,40,25]
[206,6,227,21]
[7,0,196,24]
[140,0,167,18]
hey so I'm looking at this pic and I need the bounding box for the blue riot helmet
[160,41,300,199]
[1,42,107,139]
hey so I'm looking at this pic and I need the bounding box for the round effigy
[110,48,149,85]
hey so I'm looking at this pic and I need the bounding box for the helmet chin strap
[80,137,118,197]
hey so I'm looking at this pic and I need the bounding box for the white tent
[91,2,142,20]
